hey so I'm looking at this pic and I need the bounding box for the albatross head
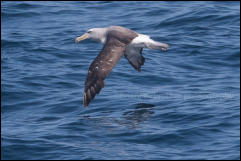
[75,28,107,44]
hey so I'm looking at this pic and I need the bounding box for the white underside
[130,34,169,50]
[129,34,152,48]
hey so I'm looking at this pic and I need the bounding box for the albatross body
[75,26,169,106]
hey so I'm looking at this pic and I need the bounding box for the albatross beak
[75,33,89,43]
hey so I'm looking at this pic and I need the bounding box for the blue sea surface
[1,1,240,160]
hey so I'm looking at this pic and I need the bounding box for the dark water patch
[1,11,41,18]
[45,101,81,114]
[46,9,84,15]
[36,116,62,122]
[10,2,43,9]
[1,39,32,48]
[225,51,240,61]
[135,103,155,109]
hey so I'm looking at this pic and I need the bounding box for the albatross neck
[100,28,108,44]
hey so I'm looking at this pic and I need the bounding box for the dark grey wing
[83,37,126,106]
[124,46,145,72]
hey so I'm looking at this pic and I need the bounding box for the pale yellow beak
[75,33,89,43]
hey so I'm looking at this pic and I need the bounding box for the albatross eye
[87,31,92,33]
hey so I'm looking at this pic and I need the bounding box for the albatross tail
[147,40,169,51]
[131,34,169,51]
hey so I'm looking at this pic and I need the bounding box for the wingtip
[83,92,89,107]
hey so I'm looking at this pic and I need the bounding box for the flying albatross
[75,26,169,106]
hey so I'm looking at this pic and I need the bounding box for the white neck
[91,28,108,44]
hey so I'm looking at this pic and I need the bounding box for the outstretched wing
[83,37,126,106]
[124,46,145,72]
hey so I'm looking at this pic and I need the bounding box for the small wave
[11,2,43,9]
[1,39,31,48]
[2,11,41,18]
[225,51,240,61]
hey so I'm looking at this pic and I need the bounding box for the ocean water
[1,1,240,160]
